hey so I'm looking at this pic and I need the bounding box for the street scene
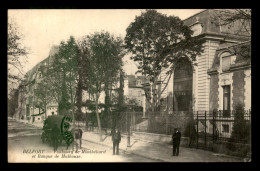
[8,9,251,163]
[8,118,244,162]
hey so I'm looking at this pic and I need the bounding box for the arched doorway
[173,58,193,111]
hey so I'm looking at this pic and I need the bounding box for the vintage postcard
[8,9,251,163]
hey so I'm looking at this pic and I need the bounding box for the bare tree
[211,9,251,36]
[8,19,29,95]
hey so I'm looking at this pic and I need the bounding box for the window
[221,52,234,71]
[222,124,229,133]
[223,85,231,117]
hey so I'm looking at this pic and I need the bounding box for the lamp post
[127,105,132,147]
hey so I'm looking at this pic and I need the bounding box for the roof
[183,9,251,38]
[25,45,59,83]
[208,41,251,74]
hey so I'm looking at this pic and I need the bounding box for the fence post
[204,111,207,149]
[212,110,215,142]
[196,111,199,149]
[127,112,131,147]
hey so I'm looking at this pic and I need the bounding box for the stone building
[16,46,59,123]
[159,9,251,113]
[149,9,251,136]
[124,75,146,108]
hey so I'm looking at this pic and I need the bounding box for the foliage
[230,103,251,144]
[83,32,124,97]
[51,36,79,115]
[8,88,19,117]
[8,19,29,95]
[125,9,204,112]
[183,116,197,138]
[79,31,125,140]
[211,9,251,36]
[210,9,251,60]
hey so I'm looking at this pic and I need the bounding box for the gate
[194,111,217,150]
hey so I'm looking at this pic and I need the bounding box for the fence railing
[120,110,251,146]
[77,109,251,149]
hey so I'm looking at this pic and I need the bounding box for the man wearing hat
[172,128,181,156]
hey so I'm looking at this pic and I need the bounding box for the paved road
[8,120,158,162]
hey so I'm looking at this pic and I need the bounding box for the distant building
[124,75,146,107]
[16,46,59,123]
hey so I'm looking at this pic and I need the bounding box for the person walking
[51,124,60,152]
[172,128,181,156]
[112,128,121,155]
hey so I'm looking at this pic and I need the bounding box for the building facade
[159,9,251,113]
[150,9,251,136]
[15,46,59,123]
[124,75,146,107]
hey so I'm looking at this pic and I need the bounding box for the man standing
[112,128,121,155]
[74,128,83,152]
[172,128,181,156]
[51,124,60,152]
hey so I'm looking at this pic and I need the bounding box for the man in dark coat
[112,129,121,155]
[51,124,60,152]
[172,128,181,156]
[75,128,83,152]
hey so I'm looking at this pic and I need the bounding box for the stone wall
[209,74,219,111]
[232,70,245,108]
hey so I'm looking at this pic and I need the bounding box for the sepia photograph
[7,9,251,163]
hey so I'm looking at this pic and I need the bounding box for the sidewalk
[81,131,244,162]
[17,119,43,128]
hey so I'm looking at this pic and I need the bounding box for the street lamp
[127,105,132,147]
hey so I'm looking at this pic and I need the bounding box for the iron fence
[118,110,251,148]
[80,109,251,151]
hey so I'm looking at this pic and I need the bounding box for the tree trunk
[95,94,102,141]
[104,82,110,129]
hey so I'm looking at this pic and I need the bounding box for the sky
[8,9,205,75]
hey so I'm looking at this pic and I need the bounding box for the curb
[81,138,166,162]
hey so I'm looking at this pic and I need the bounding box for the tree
[125,10,204,113]
[230,103,250,144]
[211,9,251,36]
[51,36,79,116]
[8,19,29,96]
[210,9,251,60]
[82,32,124,141]
[47,37,79,150]
[8,88,19,118]
[76,36,91,127]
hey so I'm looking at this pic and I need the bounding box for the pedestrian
[51,123,60,152]
[172,128,181,156]
[74,127,83,152]
[112,128,121,155]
